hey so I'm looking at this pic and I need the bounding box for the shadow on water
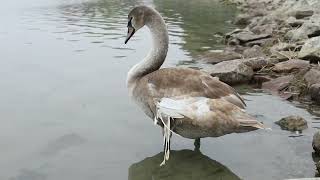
[128,149,241,180]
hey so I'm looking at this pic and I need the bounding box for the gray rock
[313,131,320,155]
[285,15,320,41]
[234,31,271,43]
[234,14,251,26]
[271,51,298,61]
[243,45,266,58]
[273,59,309,73]
[225,28,244,39]
[286,16,304,27]
[200,50,242,64]
[251,23,276,35]
[316,161,320,174]
[226,30,271,45]
[252,74,273,84]
[275,115,308,131]
[242,57,269,71]
[298,36,320,61]
[202,59,254,85]
[309,83,320,103]
[262,75,294,98]
[270,42,301,52]
[295,10,314,19]
[245,38,274,47]
[304,68,320,86]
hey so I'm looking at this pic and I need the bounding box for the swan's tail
[155,99,184,166]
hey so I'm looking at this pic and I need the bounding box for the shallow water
[1,0,320,179]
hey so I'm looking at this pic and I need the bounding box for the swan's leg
[194,138,201,151]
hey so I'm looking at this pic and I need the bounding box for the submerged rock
[203,59,254,85]
[309,83,320,103]
[275,115,308,131]
[272,59,309,73]
[313,131,320,155]
[298,36,320,62]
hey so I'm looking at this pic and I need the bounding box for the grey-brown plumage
[125,6,265,165]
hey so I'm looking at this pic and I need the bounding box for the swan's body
[125,6,265,165]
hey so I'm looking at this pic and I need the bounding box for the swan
[125,6,265,165]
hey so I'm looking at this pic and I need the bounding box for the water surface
[0,0,320,179]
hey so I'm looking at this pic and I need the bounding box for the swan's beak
[125,26,135,44]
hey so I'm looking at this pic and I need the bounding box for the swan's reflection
[129,149,240,180]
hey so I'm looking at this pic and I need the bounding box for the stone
[234,31,271,43]
[251,24,276,35]
[252,74,273,84]
[286,16,304,27]
[272,59,309,73]
[313,131,320,155]
[201,59,254,85]
[225,28,244,39]
[270,42,301,52]
[295,10,314,19]
[243,45,266,58]
[262,75,294,97]
[242,57,269,71]
[234,14,251,26]
[304,68,320,86]
[245,38,274,47]
[316,161,320,174]
[200,50,242,64]
[226,29,271,45]
[271,51,298,61]
[285,16,320,41]
[275,115,308,131]
[298,36,320,62]
[309,83,320,103]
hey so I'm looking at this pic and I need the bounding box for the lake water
[1,0,320,179]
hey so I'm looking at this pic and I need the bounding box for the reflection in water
[128,149,241,180]
[154,0,237,55]
[37,0,236,57]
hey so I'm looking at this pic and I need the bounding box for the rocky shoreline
[195,0,320,175]
[197,0,320,104]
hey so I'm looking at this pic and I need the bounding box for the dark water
[1,0,320,179]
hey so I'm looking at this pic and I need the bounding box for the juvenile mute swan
[125,6,265,165]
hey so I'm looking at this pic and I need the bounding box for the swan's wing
[155,96,265,133]
[154,96,261,166]
[138,67,246,109]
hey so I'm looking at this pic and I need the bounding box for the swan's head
[125,6,150,44]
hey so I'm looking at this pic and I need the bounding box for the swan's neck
[127,11,168,88]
